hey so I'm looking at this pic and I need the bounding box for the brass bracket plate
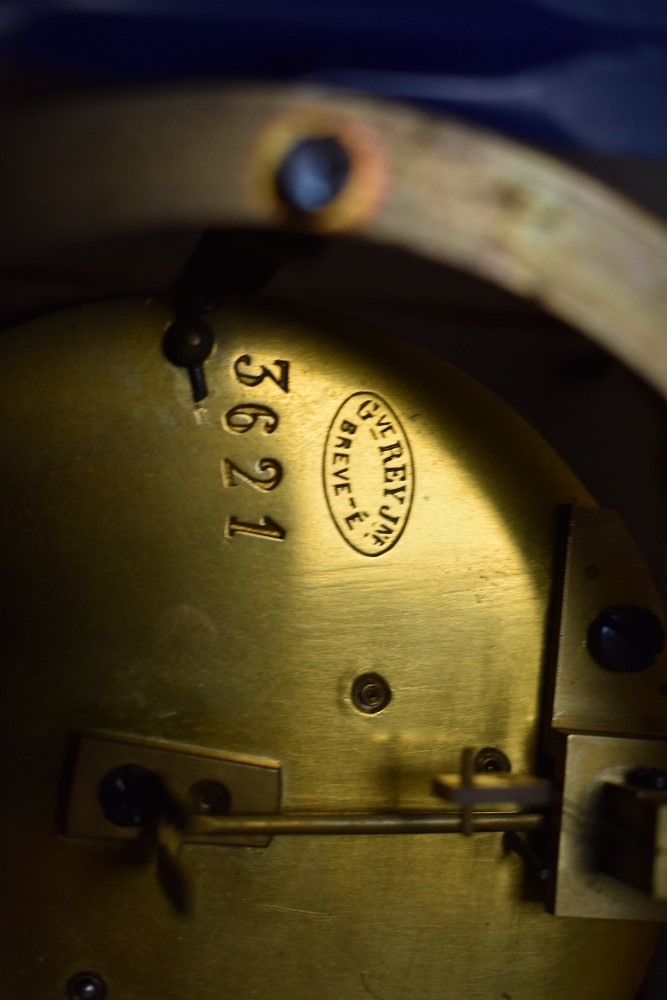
[597,780,667,900]
[552,733,667,920]
[65,732,281,847]
[549,506,667,737]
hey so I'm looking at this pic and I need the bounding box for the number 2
[221,457,282,492]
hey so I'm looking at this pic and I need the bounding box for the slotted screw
[98,764,164,828]
[352,673,392,714]
[587,606,665,673]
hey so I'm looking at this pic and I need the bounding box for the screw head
[98,764,164,828]
[626,766,667,791]
[474,747,511,773]
[275,137,351,213]
[189,780,231,816]
[352,673,391,714]
[65,972,107,1000]
[163,317,214,368]
[587,605,665,673]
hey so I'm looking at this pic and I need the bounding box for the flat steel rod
[190,811,544,836]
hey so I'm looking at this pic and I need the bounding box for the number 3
[234,355,289,393]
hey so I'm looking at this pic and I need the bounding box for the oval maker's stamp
[323,391,414,556]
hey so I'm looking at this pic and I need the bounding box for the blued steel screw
[65,972,107,1000]
[587,605,665,673]
[98,764,164,828]
[352,673,391,714]
[275,137,351,213]
[163,316,214,402]
[626,766,667,791]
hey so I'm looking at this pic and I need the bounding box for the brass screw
[352,673,391,714]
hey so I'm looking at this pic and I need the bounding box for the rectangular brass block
[552,733,667,919]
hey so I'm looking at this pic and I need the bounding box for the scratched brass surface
[0,297,658,999]
[2,87,667,398]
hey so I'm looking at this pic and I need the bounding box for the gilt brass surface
[0,296,659,998]
[553,734,667,921]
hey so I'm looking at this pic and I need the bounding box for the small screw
[587,605,665,673]
[626,766,667,791]
[352,673,391,714]
[275,137,351,214]
[65,972,107,1000]
[163,316,214,402]
[474,747,511,773]
[189,780,231,816]
[98,764,164,828]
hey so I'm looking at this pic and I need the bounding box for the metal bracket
[551,733,667,920]
[66,732,282,847]
[433,747,551,836]
[548,506,667,737]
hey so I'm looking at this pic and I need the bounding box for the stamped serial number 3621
[221,354,289,542]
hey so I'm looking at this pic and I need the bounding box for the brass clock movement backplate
[0,296,656,999]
